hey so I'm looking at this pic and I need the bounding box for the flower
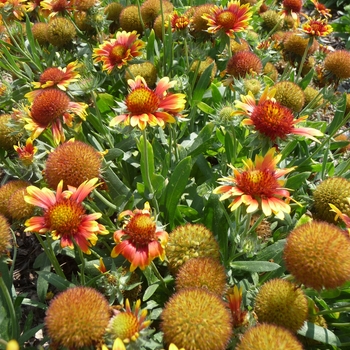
[227,285,248,328]
[106,299,151,343]
[0,214,11,257]
[273,81,305,113]
[283,221,350,290]
[125,61,157,87]
[45,286,111,349]
[110,76,186,130]
[330,201,350,234]
[93,31,145,73]
[301,17,333,37]
[226,51,263,78]
[161,288,232,350]
[324,50,350,80]
[0,0,27,20]
[111,202,168,271]
[214,148,295,219]
[234,88,323,142]
[46,17,76,47]
[24,88,88,144]
[310,0,331,18]
[40,0,69,17]
[279,0,304,27]
[202,0,253,38]
[169,344,185,350]
[0,113,22,151]
[171,11,190,31]
[236,323,303,350]
[24,178,108,254]
[254,279,308,332]
[8,188,35,221]
[14,138,37,166]
[32,62,80,90]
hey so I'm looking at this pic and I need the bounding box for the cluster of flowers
[0,0,350,348]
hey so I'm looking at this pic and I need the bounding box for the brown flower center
[250,100,294,140]
[108,313,140,341]
[217,11,236,30]
[110,44,128,63]
[45,199,85,237]
[124,213,156,245]
[236,169,279,198]
[40,68,66,85]
[30,89,70,126]
[126,87,160,114]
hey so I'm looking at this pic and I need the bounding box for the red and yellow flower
[301,17,333,37]
[214,148,295,219]
[23,88,88,144]
[111,202,168,272]
[310,0,331,18]
[0,0,27,20]
[93,31,145,73]
[171,11,190,31]
[39,0,69,17]
[234,88,323,142]
[24,178,108,254]
[330,201,350,235]
[32,61,80,90]
[14,138,37,166]
[227,285,248,328]
[110,75,186,130]
[202,0,253,38]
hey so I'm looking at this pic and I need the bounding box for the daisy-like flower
[202,0,253,38]
[301,17,333,38]
[234,88,323,142]
[93,31,145,74]
[32,62,81,91]
[310,0,331,18]
[111,202,168,272]
[0,0,27,20]
[14,138,37,166]
[227,285,248,328]
[171,11,190,31]
[106,299,151,343]
[330,201,350,235]
[110,75,186,130]
[279,0,304,26]
[213,148,295,219]
[24,178,108,254]
[24,88,88,144]
[40,0,69,17]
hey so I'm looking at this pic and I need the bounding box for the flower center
[110,44,128,63]
[108,313,140,342]
[217,11,236,30]
[30,89,70,126]
[236,169,279,198]
[45,199,85,237]
[250,100,294,140]
[126,87,160,114]
[124,213,157,245]
[40,68,66,85]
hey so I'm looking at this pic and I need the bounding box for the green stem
[296,37,314,83]
[93,189,117,210]
[317,306,350,316]
[74,240,86,286]
[183,37,190,70]
[9,229,17,280]
[35,233,66,279]
[0,277,19,339]
[151,261,166,287]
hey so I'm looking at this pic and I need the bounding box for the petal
[25,186,56,209]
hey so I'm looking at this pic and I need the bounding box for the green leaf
[298,322,341,346]
[255,239,286,261]
[192,63,215,102]
[36,271,75,291]
[197,101,215,114]
[146,29,155,63]
[138,135,156,194]
[285,172,311,190]
[230,261,281,272]
[187,122,215,157]
[164,156,192,228]
[210,83,223,104]
[96,92,115,114]
[327,93,346,136]
[299,68,314,90]
[143,284,159,301]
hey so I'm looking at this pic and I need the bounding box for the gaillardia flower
[32,61,80,90]
[0,214,11,257]
[202,0,253,38]
[227,285,248,328]
[45,286,111,349]
[24,178,108,254]
[24,88,88,144]
[14,138,37,166]
[111,202,168,271]
[310,0,331,18]
[214,148,295,219]
[301,17,333,38]
[234,88,323,141]
[93,31,145,73]
[110,76,186,130]
[106,299,151,344]
[330,200,350,234]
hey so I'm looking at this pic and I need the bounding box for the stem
[9,229,17,280]
[0,277,19,339]
[183,37,190,70]
[317,306,350,316]
[74,240,86,286]
[151,261,166,287]
[35,233,66,279]
[93,189,117,210]
[296,37,314,82]
[160,0,166,76]
[141,128,160,213]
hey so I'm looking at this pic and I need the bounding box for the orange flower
[310,0,331,18]
[106,299,151,343]
[24,88,88,144]
[14,138,37,165]
[214,148,295,219]
[171,11,190,31]
[227,285,248,328]
[110,75,186,130]
[93,31,145,73]
[330,202,350,235]
[111,202,168,271]
[301,17,333,37]
[0,0,27,20]
[279,0,304,26]
[234,88,323,142]
[202,0,253,38]
[40,0,69,16]
[32,61,80,90]
[24,178,108,254]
